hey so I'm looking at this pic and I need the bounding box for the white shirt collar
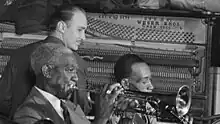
[35,86,64,120]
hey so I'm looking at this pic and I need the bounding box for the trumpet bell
[176,85,191,116]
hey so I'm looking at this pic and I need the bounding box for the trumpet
[72,85,191,123]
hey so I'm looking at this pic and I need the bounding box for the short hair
[48,4,86,31]
[31,43,73,76]
[114,54,146,82]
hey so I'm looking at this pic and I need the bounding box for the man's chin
[60,93,72,100]
[140,89,152,92]
[69,45,78,51]
[58,91,73,100]
[73,46,79,51]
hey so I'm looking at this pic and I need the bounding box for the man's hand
[183,115,193,124]
[95,83,123,122]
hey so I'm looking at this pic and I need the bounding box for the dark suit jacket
[0,36,90,118]
[13,87,90,124]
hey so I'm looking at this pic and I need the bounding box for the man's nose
[71,73,78,82]
[81,32,86,41]
[148,82,154,90]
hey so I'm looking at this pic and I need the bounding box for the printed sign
[91,13,185,31]
[136,16,185,31]
[87,12,206,44]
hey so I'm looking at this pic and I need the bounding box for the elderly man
[112,54,156,124]
[0,4,91,117]
[13,43,123,124]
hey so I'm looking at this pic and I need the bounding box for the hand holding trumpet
[94,83,124,123]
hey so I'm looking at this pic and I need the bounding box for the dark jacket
[0,36,90,118]
[13,87,90,124]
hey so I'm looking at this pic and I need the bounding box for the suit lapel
[30,87,65,124]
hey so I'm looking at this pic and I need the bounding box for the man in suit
[113,54,193,124]
[0,4,91,117]
[112,54,156,124]
[13,43,123,124]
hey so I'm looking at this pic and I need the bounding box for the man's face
[63,11,87,51]
[50,53,79,99]
[129,62,154,92]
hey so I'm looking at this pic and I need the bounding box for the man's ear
[121,78,129,89]
[41,65,53,78]
[57,21,67,34]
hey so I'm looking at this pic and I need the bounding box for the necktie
[61,100,71,124]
